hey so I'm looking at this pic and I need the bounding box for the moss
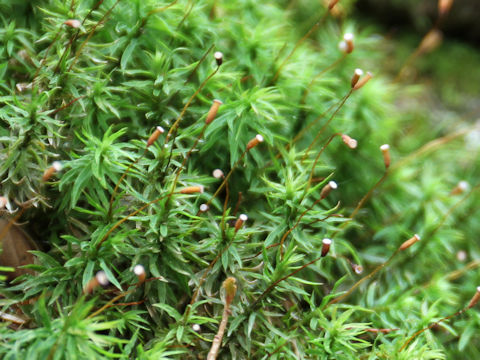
[0,1,479,359]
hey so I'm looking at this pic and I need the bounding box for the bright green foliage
[0,0,479,359]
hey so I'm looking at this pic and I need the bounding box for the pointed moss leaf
[100,260,122,291]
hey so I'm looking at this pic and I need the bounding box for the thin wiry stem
[287,98,340,153]
[97,192,179,249]
[446,260,480,282]
[54,0,105,73]
[279,195,326,259]
[220,177,230,239]
[87,291,133,319]
[349,171,388,221]
[269,95,344,167]
[185,231,238,319]
[205,149,248,207]
[48,96,85,116]
[67,0,121,72]
[184,44,215,85]
[399,307,466,352]
[165,66,220,144]
[164,44,215,109]
[176,0,194,29]
[326,170,389,241]
[301,90,353,163]
[107,149,147,219]
[163,126,179,173]
[245,211,340,262]
[169,123,209,194]
[251,256,325,310]
[330,128,475,238]
[390,127,473,171]
[326,249,400,307]
[408,183,479,259]
[164,123,209,209]
[143,0,178,27]
[32,26,62,83]
[300,54,347,105]
[305,133,339,195]
[232,191,242,216]
[271,12,329,83]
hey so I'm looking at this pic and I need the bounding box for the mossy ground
[0,1,479,359]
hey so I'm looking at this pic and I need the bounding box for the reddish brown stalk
[67,0,121,72]
[213,74,252,96]
[397,0,454,81]
[205,150,248,207]
[233,192,242,216]
[54,0,105,73]
[399,288,480,354]
[326,169,388,242]
[301,89,353,163]
[266,98,342,169]
[445,260,480,282]
[410,183,479,256]
[400,310,464,351]
[107,149,147,219]
[363,328,399,334]
[251,254,326,310]
[305,133,339,192]
[266,342,287,359]
[108,126,166,218]
[300,54,347,104]
[87,290,135,319]
[220,178,230,238]
[325,234,419,308]
[134,1,179,41]
[265,276,400,358]
[349,170,388,220]
[246,212,341,261]
[97,191,184,249]
[106,299,145,308]
[83,0,106,24]
[307,211,343,226]
[165,66,220,144]
[168,100,222,204]
[145,0,178,18]
[271,12,329,83]
[176,0,194,29]
[396,29,443,82]
[170,123,209,193]
[209,0,218,19]
[32,27,62,82]
[279,196,325,260]
[49,96,85,116]
[285,98,340,154]
[391,127,473,171]
[183,44,215,86]
[326,249,400,307]
[186,215,246,318]
[332,130,474,238]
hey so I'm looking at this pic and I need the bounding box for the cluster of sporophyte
[0,0,479,359]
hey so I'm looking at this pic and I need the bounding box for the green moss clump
[0,1,479,359]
